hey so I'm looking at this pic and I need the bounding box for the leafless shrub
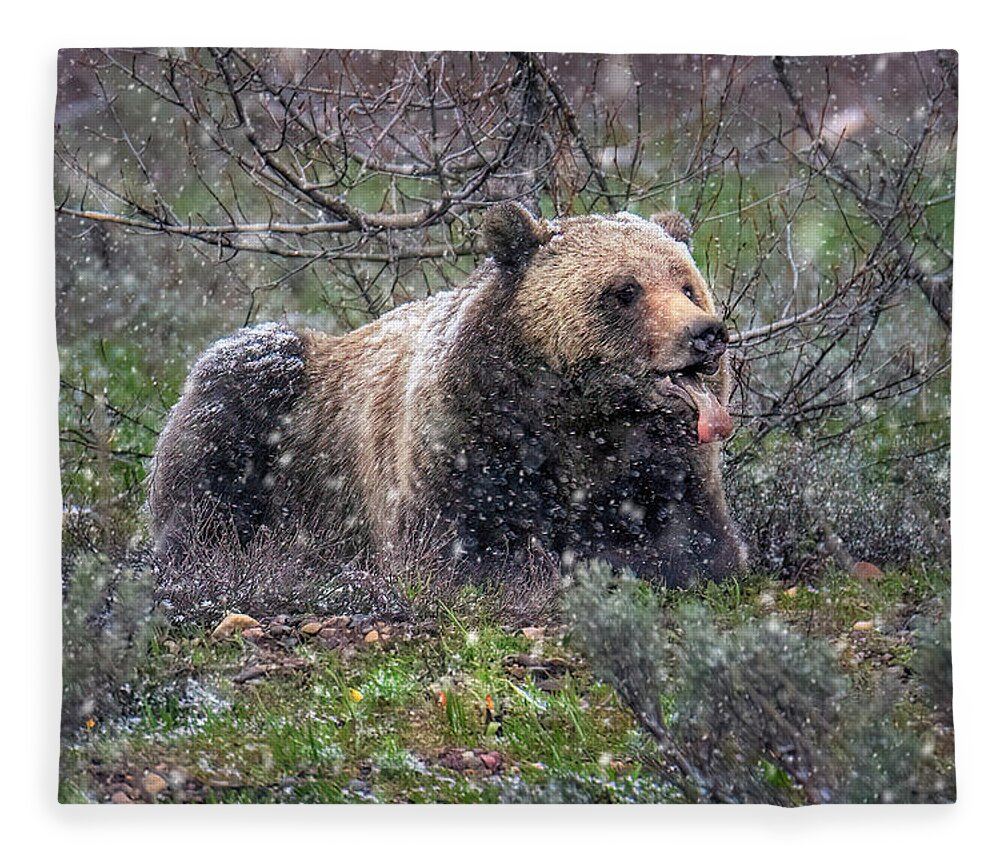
[467,550,563,626]
[154,517,347,622]
[56,51,954,391]
[56,49,955,595]
[154,501,561,624]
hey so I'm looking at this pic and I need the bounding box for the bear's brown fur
[149,204,746,586]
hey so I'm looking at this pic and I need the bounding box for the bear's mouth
[651,360,733,444]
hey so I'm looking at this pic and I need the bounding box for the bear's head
[482,202,734,444]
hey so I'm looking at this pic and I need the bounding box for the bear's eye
[613,279,641,307]
[682,284,696,302]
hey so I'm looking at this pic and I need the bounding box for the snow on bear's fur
[149,203,745,586]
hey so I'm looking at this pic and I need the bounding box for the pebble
[142,772,168,797]
[364,629,380,644]
[210,613,260,641]
[479,751,501,770]
[853,561,885,581]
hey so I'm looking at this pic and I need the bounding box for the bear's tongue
[687,381,734,444]
[658,375,733,444]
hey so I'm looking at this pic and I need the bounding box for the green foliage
[59,337,185,557]
[726,424,949,574]
[442,682,470,740]
[563,563,668,739]
[61,552,164,734]
[910,618,954,715]
[564,563,954,804]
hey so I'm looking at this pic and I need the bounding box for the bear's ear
[651,210,694,249]
[481,202,552,276]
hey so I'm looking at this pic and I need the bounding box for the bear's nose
[689,320,729,357]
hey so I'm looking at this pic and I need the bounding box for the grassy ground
[59,564,953,804]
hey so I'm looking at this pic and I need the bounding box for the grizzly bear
[149,204,746,586]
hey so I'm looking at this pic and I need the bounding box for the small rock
[853,561,885,581]
[479,751,501,771]
[241,627,265,643]
[520,626,546,641]
[299,622,323,635]
[268,622,292,636]
[210,613,260,641]
[110,791,133,804]
[142,772,168,797]
[853,620,874,631]
[783,586,798,598]
[364,629,380,644]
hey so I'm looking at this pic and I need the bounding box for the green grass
[61,619,643,802]
[58,563,952,804]
[774,564,949,630]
